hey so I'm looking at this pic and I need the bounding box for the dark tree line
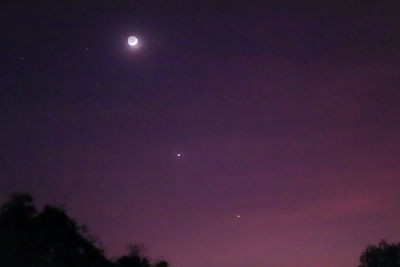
[359,240,400,267]
[1,193,399,266]
[0,193,169,267]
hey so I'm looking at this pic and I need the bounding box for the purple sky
[1,1,400,266]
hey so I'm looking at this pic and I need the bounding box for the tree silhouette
[34,206,110,266]
[154,260,169,267]
[115,244,151,267]
[0,193,169,267]
[359,240,400,267]
[0,193,38,266]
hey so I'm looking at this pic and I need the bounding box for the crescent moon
[128,36,138,46]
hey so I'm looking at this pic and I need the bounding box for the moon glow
[128,36,138,46]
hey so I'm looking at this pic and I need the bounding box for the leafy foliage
[359,240,400,267]
[0,193,169,267]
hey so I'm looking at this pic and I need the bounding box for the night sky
[1,1,400,266]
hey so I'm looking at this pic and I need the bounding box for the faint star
[177,153,182,157]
